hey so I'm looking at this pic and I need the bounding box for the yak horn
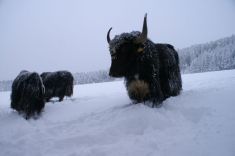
[107,27,112,44]
[136,13,148,43]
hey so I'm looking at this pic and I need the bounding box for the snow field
[0,70,235,156]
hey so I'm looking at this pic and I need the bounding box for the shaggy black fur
[107,15,182,107]
[11,70,45,119]
[40,71,74,102]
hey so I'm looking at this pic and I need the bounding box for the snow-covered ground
[0,70,235,156]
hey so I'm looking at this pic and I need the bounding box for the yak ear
[136,44,145,53]
[137,47,144,53]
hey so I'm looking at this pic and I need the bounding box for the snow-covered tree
[179,35,235,73]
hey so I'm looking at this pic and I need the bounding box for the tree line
[1,35,234,92]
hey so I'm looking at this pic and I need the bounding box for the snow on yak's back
[10,70,45,119]
[107,14,182,107]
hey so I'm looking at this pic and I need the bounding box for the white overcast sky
[0,0,235,80]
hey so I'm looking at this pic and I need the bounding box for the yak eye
[111,53,117,60]
[111,55,117,60]
[111,48,116,55]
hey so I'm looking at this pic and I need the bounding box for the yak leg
[151,81,164,108]
[45,97,51,102]
[59,96,64,102]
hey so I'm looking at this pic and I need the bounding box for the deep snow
[0,70,235,156]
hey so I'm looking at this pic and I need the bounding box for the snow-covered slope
[0,70,235,156]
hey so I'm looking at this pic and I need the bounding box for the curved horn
[136,13,148,43]
[107,27,112,44]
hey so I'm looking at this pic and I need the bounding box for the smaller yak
[107,14,182,107]
[40,71,74,102]
[11,70,45,119]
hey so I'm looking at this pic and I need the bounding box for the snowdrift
[0,70,235,156]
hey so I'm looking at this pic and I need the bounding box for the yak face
[107,14,148,77]
[109,41,145,77]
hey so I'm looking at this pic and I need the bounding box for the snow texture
[109,31,141,54]
[0,70,235,156]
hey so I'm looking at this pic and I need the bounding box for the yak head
[107,14,148,77]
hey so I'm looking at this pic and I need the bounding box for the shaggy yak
[40,71,74,102]
[11,70,45,119]
[107,14,182,107]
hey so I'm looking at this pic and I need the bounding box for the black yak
[40,71,74,102]
[107,14,182,107]
[11,70,45,119]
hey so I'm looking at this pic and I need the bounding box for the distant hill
[0,70,115,92]
[1,35,235,92]
[73,70,115,85]
[178,35,235,73]
[0,80,12,92]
